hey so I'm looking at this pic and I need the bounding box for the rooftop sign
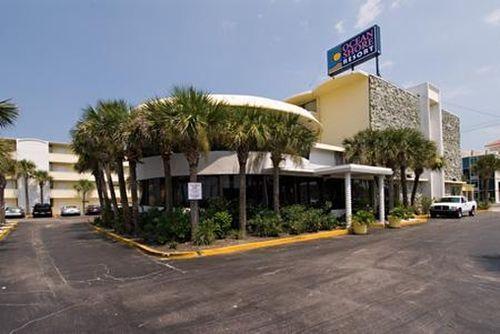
[327,25,381,77]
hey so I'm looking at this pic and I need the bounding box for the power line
[463,120,500,133]
[443,101,500,119]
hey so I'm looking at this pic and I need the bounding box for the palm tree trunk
[104,165,119,217]
[410,171,421,207]
[115,158,131,232]
[161,152,173,215]
[98,168,110,210]
[93,171,104,208]
[400,165,409,207]
[237,150,248,238]
[129,159,140,234]
[186,151,200,240]
[388,175,395,210]
[271,154,281,215]
[0,176,6,225]
[263,176,269,208]
[39,182,44,205]
[82,193,86,212]
[24,176,30,215]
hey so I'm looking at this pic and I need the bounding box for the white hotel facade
[3,137,127,212]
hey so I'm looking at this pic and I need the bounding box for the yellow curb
[91,224,349,260]
[0,221,19,242]
[370,222,386,229]
[400,218,428,227]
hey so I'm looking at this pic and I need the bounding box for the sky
[1,0,500,149]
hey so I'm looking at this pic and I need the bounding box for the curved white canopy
[208,94,320,130]
[137,94,321,130]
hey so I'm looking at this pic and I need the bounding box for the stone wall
[442,110,462,181]
[368,75,420,130]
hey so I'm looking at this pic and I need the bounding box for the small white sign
[188,182,202,200]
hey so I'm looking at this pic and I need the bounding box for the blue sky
[1,0,499,149]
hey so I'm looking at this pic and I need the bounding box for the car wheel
[431,213,437,218]
[469,207,475,217]
[456,209,462,218]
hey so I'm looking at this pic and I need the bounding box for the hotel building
[136,71,463,225]
[3,138,128,213]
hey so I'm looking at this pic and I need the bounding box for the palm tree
[170,86,223,238]
[409,139,440,206]
[142,98,177,215]
[0,99,19,128]
[124,107,149,232]
[33,170,53,204]
[0,140,16,225]
[92,100,132,229]
[16,159,36,214]
[74,179,95,212]
[218,106,267,237]
[74,101,132,231]
[71,126,111,215]
[344,128,399,210]
[263,113,318,215]
[472,154,500,202]
[0,99,18,224]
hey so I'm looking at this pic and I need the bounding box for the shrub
[194,219,217,246]
[320,214,338,231]
[282,205,308,234]
[390,206,415,220]
[303,208,323,233]
[419,196,433,215]
[212,211,232,239]
[169,208,191,243]
[478,201,491,210]
[138,207,191,244]
[352,210,375,226]
[247,210,282,237]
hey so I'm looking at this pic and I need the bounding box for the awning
[315,164,393,177]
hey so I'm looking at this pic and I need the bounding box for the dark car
[85,204,101,216]
[32,203,53,218]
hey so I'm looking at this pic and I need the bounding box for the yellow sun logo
[333,52,341,62]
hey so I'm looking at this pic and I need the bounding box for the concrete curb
[400,218,428,227]
[91,224,349,260]
[0,221,19,242]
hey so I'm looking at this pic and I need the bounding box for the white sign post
[188,182,202,200]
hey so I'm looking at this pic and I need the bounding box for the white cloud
[391,0,406,9]
[381,60,394,69]
[356,0,382,28]
[335,20,344,34]
[220,20,237,34]
[474,65,494,75]
[484,8,500,25]
[445,86,472,100]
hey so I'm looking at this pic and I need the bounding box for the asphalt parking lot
[1,213,499,333]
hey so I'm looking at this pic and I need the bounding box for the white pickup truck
[429,195,477,218]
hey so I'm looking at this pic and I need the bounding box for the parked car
[5,206,25,219]
[61,205,81,216]
[430,196,477,218]
[32,203,53,218]
[85,204,101,216]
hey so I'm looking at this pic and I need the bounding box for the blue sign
[327,25,381,77]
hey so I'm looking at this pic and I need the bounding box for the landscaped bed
[93,200,347,252]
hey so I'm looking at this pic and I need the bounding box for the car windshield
[438,197,461,203]
[66,206,77,209]
[5,207,19,212]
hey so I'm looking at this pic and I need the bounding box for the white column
[378,175,385,224]
[345,172,352,228]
